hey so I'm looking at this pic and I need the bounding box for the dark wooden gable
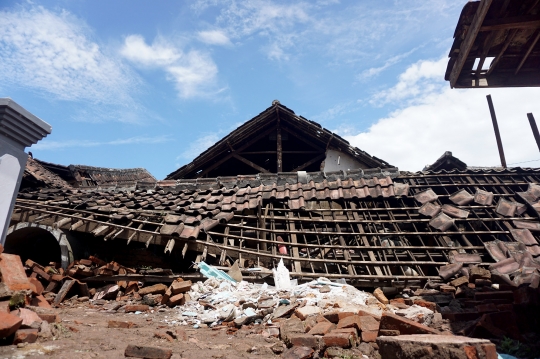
[167,101,391,180]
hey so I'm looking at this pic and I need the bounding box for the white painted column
[0,98,51,245]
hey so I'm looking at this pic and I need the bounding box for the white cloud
[34,135,172,150]
[357,47,419,81]
[0,6,137,105]
[197,30,232,46]
[346,58,540,171]
[121,35,220,98]
[120,35,181,67]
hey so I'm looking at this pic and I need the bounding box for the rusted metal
[486,95,507,168]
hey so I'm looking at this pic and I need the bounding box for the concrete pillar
[0,98,51,245]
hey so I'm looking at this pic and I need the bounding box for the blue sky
[2,1,540,179]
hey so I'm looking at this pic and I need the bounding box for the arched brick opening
[5,222,74,269]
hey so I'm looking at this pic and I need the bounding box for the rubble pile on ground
[0,245,62,347]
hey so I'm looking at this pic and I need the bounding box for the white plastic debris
[272,258,291,290]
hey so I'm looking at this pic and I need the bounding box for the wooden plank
[197,125,277,177]
[232,153,269,173]
[292,153,326,172]
[286,212,302,274]
[515,31,540,74]
[480,15,540,31]
[450,0,493,88]
[53,279,75,305]
[276,108,283,172]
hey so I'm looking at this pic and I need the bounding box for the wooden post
[527,113,540,152]
[486,95,507,168]
[276,108,283,172]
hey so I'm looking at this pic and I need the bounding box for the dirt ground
[0,304,283,359]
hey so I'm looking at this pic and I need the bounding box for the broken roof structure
[166,101,391,179]
[7,103,540,289]
[446,0,540,88]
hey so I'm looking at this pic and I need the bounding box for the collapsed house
[6,102,540,290]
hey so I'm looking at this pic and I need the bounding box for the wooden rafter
[291,153,326,172]
[449,0,493,88]
[232,153,269,173]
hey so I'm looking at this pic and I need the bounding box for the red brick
[481,343,498,359]
[413,299,438,312]
[361,331,378,343]
[28,278,44,295]
[322,332,353,348]
[138,283,168,296]
[357,309,381,321]
[323,311,340,323]
[125,304,149,313]
[30,294,52,308]
[464,345,478,359]
[379,312,439,335]
[169,280,192,295]
[378,329,400,336]
[358,315,380,332]
[124,344,172,359]
[336,311,356,320]
[108,320,135,328]
[167,293,185,307]
[154,331,174,342]
[307,321,335,335]
[337,315,360,330]
[289,334,320,349]
[0,312,23,338]
[332,327,358,341]
[13,328,38,344]
[449,276,469,287]
[0,253,34,291]
[281,346,314,359]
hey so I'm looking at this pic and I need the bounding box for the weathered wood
[232,153,269,173]
[480,15,540,31]
[286,212,303,274]
[53,279,75,305]
[276,110,283,172]
[515,31,540,75]
[292,153,326,172]
[486,94,507,168]
[53,217,71,229]
[450,0,493,87]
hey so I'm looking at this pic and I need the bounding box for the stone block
[13,328,38,344]
[138,283,168,296]
[0,312,23,338]
[280,318,305,345]
[378,312,439,335]
[124,344,172,359]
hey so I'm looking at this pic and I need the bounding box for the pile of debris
[0,245,62,346]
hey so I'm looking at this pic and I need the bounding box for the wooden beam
[240,151,319,155]
[450,0,493,88]
[196,125,277,177]
[486,94,507,168]
[486,29,518,75]
[454,71,540,88]
[480,15,540,32]
[231,153,270,173]
[276,108,283,172]
[292,153,326,172]
[515,31,540,75]
[281,126,325,151]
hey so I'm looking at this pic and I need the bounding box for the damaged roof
[12,166,540,287]
[446,0,540,88]
[166,101,392,180]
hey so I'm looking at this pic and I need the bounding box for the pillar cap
[0,98,51,148]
